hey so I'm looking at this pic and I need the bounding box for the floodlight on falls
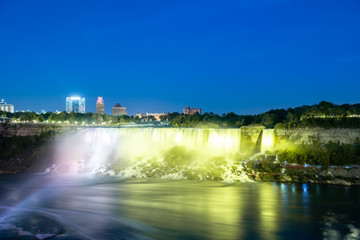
[48,127,276,181]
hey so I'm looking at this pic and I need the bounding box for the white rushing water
[261,129,276,153]
[49,127,275,182]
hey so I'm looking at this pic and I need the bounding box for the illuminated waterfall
[260,129,275,153]
[114,128,242,154]
[51,127,259,181]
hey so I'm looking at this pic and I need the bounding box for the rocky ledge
[245,162,360,186]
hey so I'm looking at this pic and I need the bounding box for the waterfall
[50,127,260,182]
[260,129,275,153]
[110,127,242,155]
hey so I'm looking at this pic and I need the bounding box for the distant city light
[0,99,14,113]
[96,97,105,114]
[69,96,81,100]
[66,97,85,113]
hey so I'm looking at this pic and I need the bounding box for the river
[0,175,359,240]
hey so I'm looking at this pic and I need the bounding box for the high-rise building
[190,108,201,115]
[66,97,85,113]
[112,103,127,116]
[0,99,14,113]
[96,97,104,114]
[183,106,201,115]
[183,106,190,114]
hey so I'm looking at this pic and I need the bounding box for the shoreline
[244,163,360,186]
[0,169,359,186]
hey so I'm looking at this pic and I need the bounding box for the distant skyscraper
[190,108,201,115]
[0,99,14,113]
[183,106,201,115]
[183,106,190,114]
[112,103,127,116]
[96,97,104,114]
[66,97,85,113]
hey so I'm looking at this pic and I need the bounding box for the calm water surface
[0,175,359,240]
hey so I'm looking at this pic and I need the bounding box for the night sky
[1,0,360,115]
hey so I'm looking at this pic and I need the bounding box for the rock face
[240,126,265,153]
[327,179,352,186]
[0,123,73,137]
[329,167,360,179]
[275,128,360,145]
[0,123,70,174]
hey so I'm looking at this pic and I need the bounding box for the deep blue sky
[1,0,360,115]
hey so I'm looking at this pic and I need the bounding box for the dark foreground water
[0,175,359,240]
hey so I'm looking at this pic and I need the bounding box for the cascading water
[260,129,276,153]
[50,127,275,182]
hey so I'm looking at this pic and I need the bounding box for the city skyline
[1,0,360,115]
[3,94,360,116]
[2,94,360,116]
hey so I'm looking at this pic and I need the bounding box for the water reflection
[0,176,359,240]
[118,181,244,239]
[258,184,280,240]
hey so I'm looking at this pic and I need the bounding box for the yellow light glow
[261,129,275,153]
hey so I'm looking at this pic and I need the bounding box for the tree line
[170,101,360,128]
[0,111,135,125]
